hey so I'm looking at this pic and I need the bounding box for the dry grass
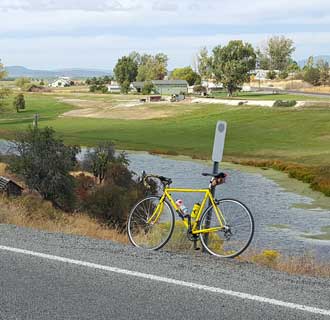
[250,80,312,90]
[0,162,6,175]
[299,86,330,94]
[241,249,330,278]
[0,194,128,244]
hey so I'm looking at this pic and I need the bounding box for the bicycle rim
[127,196,175,250]
[199,199,254,258]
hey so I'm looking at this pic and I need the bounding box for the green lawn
[1,93,330,166]
[211,91,330,101]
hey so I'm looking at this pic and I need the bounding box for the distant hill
[297,55,330,68]
[4,66,112,79]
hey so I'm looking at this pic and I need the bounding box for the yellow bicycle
[127,172,254,258]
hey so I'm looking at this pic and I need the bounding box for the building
[152,80,188,95]
[201,80,223,94]
[131,80,188,95]
[251,69,280,81]
[131,81,145,93]
[50,77,72,88]
[0,176,23,197]
[107,81,121,93]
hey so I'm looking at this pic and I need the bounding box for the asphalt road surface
[0,224,330,320]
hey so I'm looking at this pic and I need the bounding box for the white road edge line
[1,245,330,317]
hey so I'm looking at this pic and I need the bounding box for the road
[0,224,330,320]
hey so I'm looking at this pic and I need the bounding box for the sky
[1,0,330,70]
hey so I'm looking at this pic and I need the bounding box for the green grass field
[1,93,330,167]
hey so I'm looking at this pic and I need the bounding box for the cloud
[0,0,141,11]
[152,1,178,12]
[1,31,330,69]
[1,0,330,68]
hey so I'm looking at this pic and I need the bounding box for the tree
[195,47,213,80]
[304,56,314,70]
[257,36,295,71]
[15,77,31,90]
[113,56,138,93]
[9,127,80,211]
[0,59,6,80]
[170,66,201,86]
[142,81,154,94]
[212,40,256,96]
[13,93,25,112]
[0,60,10,111]
[267,36,295,71]
[317,59,330,85]
[287,60,300,73]
[136,53,168,81]
[256,48,270,70]
[82,141,129,184]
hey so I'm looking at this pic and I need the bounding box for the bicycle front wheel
[127,196,175,250]
[199,199,254,258]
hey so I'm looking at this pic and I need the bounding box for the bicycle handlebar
[143,174,172,189]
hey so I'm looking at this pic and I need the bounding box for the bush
[278,71,289,80]
[303,68,321,86]
[82,163,150,229]
[9,127,80,211]
[266,70,277,80]
[193,85,207,94]
[273,100,296,107]
[13,93,25,112]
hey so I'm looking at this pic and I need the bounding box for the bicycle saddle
[202,172,227,178]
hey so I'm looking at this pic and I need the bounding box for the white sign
[212,121,227,162]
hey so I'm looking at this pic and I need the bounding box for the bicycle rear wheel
[199,199,254,258]
[127,196,175,250]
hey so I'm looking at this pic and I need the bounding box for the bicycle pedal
[194,247,201,251]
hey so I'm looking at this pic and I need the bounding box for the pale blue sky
[1,0,330,69]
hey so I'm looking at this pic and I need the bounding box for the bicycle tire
[127,196,175,250]
[199,199,254,258]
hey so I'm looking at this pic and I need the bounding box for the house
[251,69,280,81]
[50,77,72,88]
[0,176,23,197]
[201,80,223,94]
[131,81,145,93]
[107,81,121,93]
[152,80,188,95]
[131,80,188,95]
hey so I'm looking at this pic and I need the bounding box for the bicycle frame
[147,187,227,235]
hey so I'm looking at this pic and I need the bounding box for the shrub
[82,163,150,229]
[266,70,277,80]
[9,127,80,211]
[303,67,321,86]
[278,71,289,80]
[273,100,296,107]
[193,85,207,94]
[13,93,25,112]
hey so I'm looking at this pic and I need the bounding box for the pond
[1,140,330,260]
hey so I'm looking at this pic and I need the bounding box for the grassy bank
[0,194,128,244]
[1,93,330,196]
[0,192,329,278]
